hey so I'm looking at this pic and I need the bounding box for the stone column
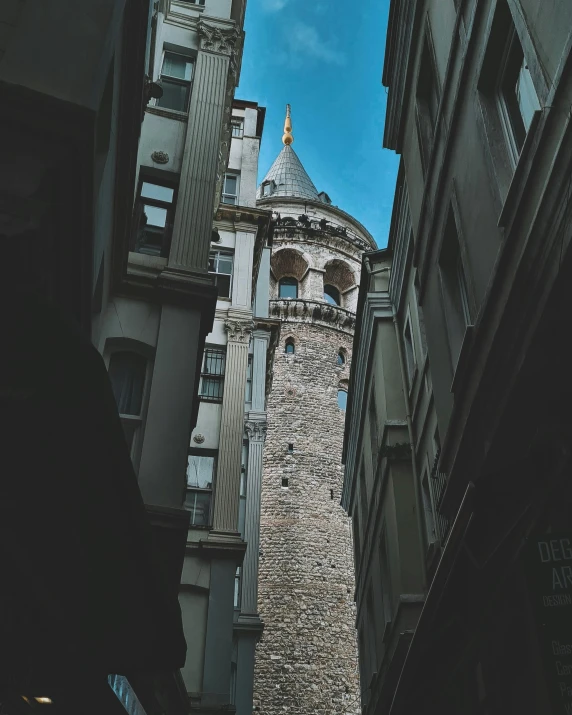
[240,420,267,614]
[167,20,240,278]
[211,319,253,533]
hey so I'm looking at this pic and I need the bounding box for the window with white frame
[495,21,540,164]
[108,351,148,459]
[403,312,417,387]
[261,180,276,197]
[439,206,472,368]
[231,118,244,138]
[185,451,215,526]
[234,566,242,609]
[157,51,194,112]
[208,249,233,298]
[221,172,240,205]
[199,347,226,402]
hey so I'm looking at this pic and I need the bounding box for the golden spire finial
[282,104,293,145]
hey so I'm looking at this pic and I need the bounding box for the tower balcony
[269,298,356,335]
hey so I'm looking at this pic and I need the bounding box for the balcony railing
[430,447,450,544]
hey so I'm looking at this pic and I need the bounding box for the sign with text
[526,535,572,715]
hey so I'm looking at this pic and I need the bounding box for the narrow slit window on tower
[288,443,294,453]
[285,338,295,354]
[281,477,289,488]
[337,350,345,365]
[337,389,348,411]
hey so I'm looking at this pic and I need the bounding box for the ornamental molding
[245,420,267,442]
[224,319,254,343]
[193,433,205,444]
[151,150,169,164]
[272,219,371,254]
[198,19,241,56]
[269,299,356,336]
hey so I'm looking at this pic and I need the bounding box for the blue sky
[236,0,399,247]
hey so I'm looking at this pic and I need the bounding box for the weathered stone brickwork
[254,206,370,715]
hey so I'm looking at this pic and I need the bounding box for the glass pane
[324,285,341,305]
[208,254,216,272]
[108,352,147,415]
[143,204,167,228]
[157,80,190,112]
[285,342,295,354]
[162,53,193,81]
[200,377,224,400]
[515,61,539,132]
[217,256,233,275]
[215,274,231,298]
[138,226,164,256]
[279,279,298,299]
[337,390,348,411]
[224,175,238,193]
[141,182,174,203]
[221,194,237,205]
[186,455,215,489]
[337,352,345,365]
[204,349,226,376]
[185,490,211,526]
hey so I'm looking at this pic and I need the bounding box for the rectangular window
[415,35,440,173]
[108,350,148,460]
[421,467,436,547]
[496,25,540,164]
[185,452,215,526]
[439,208,471,368]
[157,51,193,112]
[379,530,393,625]
[368,387,379,472]
[231,119,244,138]
[199,347,226,403]
[234,566,242,609]
[208,249,233,299]
[222,172,240,205]
[245,354,253,403]
[134,177,177,257]
[403,313,416,387]
[238,442,248,537]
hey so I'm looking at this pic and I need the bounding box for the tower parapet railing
[273,215,372,253]
[269,298,356,335]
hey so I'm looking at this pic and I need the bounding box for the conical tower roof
[257,105,319,201]
[257,144,319,201]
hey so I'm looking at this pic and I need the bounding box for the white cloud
[287,22,345,66]
[262,0,289,11]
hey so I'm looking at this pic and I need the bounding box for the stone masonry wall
[253,315,361,715]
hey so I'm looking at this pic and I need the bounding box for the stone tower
[253,108,376,715]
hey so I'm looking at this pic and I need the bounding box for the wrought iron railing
[430,447,450,544]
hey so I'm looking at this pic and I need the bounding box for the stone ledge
[269,298,356,335]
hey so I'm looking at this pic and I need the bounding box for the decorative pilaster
[167,20,241,278]
[251,329,270,414]
[211,319,254,533]
[241,420,267,614]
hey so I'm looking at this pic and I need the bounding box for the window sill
[199,397,223,404]
[146,105,189,122]
[128,252,168,270]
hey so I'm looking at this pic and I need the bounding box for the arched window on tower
[337,389,348,411]
[337,350,345,366]
[279,277,298,299]
[324,284,341,306]
[285,339,295,354]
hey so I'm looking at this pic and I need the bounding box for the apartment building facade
[0,0,258,713]
[344,0,572,713]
